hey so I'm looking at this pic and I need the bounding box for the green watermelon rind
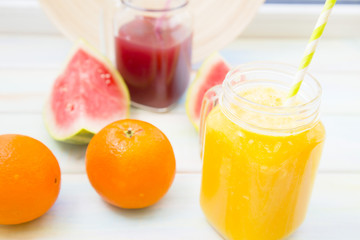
[47,128,95,145]
[185,52,231,131]
[43,39,130,145]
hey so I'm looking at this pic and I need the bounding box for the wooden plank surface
[0,111,201,173]
[1,35,359,71]
[1,34,360,239]
[0,35,360,173]
[1,69,360,115]
[1,113,359,173]
[1,36,360,115]
[0,173,359,240]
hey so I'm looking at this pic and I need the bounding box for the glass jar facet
[114,0,192,112]
[200,63,326,240]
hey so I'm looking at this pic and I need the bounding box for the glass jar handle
[199,85,222,155]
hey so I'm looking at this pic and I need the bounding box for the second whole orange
[85,119,176,209]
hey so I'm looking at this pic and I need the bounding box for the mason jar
[113,0,192,112]
[199,62,326,240]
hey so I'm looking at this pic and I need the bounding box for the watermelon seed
[66,103,75,112]
[105,80,111,85]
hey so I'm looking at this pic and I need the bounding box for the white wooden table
[0,34,359,239]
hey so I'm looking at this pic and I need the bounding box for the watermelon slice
[185,53,231,130]
[44,40,130,144]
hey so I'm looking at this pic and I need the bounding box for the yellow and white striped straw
[287,0,337,100]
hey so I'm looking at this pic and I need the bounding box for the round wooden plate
[38,0,264,63]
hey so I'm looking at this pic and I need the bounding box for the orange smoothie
[200,86,325,240]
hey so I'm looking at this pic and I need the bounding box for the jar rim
[223,61,322,114]
[219,61,323,134]
[121,0,189,12]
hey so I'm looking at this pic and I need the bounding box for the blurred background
[0,0,359,38]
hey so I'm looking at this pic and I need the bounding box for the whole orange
[0,134,61,225]
[86,119,176,209]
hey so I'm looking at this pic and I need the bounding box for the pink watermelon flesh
[46,45,129,143]
[193,60,230,119]
[52,49,126,127]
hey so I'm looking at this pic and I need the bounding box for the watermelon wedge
[44,40,130,144]
[185,53,231,130]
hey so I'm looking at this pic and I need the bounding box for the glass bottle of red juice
[114,0,193,112]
